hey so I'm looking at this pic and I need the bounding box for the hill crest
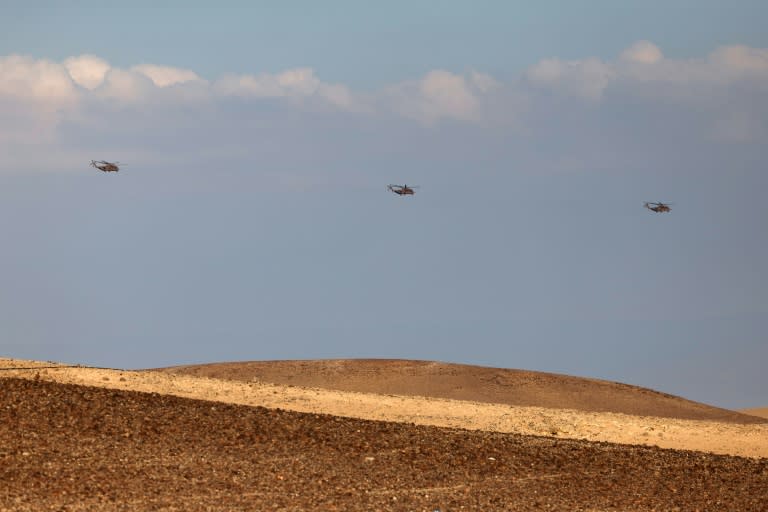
[159,358,764,424]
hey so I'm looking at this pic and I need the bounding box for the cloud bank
[1,41,767,173]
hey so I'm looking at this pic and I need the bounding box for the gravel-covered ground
[2,377,766,511]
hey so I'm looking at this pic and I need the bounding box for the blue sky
[1,2,767,409]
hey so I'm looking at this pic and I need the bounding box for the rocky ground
[2,358,767,510]
[2,376,768,511]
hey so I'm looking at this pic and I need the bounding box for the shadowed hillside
[159,359,765,423]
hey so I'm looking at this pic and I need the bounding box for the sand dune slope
[2,358,766,459]
[741,407,768,419]
[161,359,763,423]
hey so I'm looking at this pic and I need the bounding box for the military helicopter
[644,201,672,213]
[90,160,122,173]
[388,184,419,196]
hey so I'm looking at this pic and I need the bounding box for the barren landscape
[2,357,767,511]
[740,408,768,420]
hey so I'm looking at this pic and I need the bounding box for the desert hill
[3,357,766,460]
[2,356,768,510]
[741,407,768,419]
[159,359,764,424]
[3,376,767,511]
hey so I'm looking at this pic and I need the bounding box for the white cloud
[385,70,491,123]
[214,73,278,97]
[2,42,764,124]
[620,40,663,64]
[0,56,79,163]
[2,43,768,173]
[131,64,203,87]
[316,83,358,110]
[96,68,156,102]
[211,67,360,110]
[709,45,768,73]
[469,71,501,93]
[522,41,768,108]
[0,55,76,105]
[213,68,322,98]
[275,68,319,96]
[420,70,479,120]
[64,55,111,90]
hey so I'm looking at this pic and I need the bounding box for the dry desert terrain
[740,407,768,420]
[1,357,766,511]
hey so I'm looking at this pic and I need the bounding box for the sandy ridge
[166,359,763,423]
[2,358,766,459]
[741,407,768,419]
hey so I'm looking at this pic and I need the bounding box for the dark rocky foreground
[1,377,766,511]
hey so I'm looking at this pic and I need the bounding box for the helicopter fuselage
[91,160,119,172]
[644,202,671,213]
[389,184,416,195]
